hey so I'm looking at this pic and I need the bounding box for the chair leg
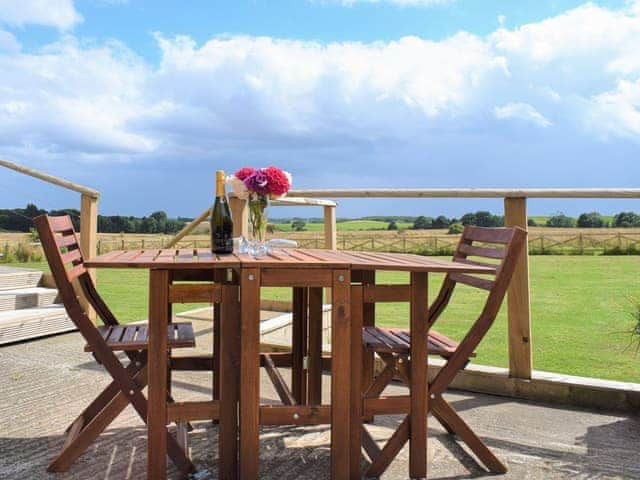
[431,405,456,435]
[47,378,136,472]
[122,370,196,475]
[63,360,145,434]
[430,395,507,473]
[263,354,296,405]
[364,416,410,478]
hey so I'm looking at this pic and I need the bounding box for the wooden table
[86,248,492,479]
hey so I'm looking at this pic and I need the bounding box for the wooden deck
[1,317,639,479]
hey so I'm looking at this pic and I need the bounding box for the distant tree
[387,220,398,230]
[546,213,576,228]
[460,212,476,225]
[150,211,168,232]
[291,218,307,231]
[140,217,158,233]
[412,216,432,229]
[432,215,450,228]
[613,212,640,228]
[577,212,606,228]
[528,218,537,227]
[461,211,502,227]
[24,203,40,218]
[164,219,184,234]
[448,222,464,234]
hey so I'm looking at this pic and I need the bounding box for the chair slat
[457,243,505,260]
[56,234,79,249]
[61,248,82,265]
[463,226,514,244]
[49,216,75,233]
[177,323,195,344]
[453,258,498,272]
[107,325,126,343]
[448,273,494,291]
[67,264,87,281]
[121,325,137,344]
[136,325,148,343]
[86,323,196,352]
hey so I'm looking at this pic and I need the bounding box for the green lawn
[6,256,640,382]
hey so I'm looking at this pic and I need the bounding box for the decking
[1,316,639,479]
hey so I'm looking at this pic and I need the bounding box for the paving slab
[0,317,639,479]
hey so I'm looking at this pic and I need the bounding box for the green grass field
[273,220,414,232]
[8,256,640,383]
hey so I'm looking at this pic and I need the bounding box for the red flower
[263,166,290,196]
[234,167,255,181]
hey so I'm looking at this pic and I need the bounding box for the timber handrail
[289,188,640,199]
[1,158,99,321]
[0,158,100,199]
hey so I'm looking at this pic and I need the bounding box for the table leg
[148,269,169,479]
[350,285,364,477]
[292,287,308,404]
[331,269,351,479]
[307,287,323,405]
[240,268,261,479]
[219,284,240,479]
[213,301,221,401]
[410,272,428,479]
[360,270,375,423]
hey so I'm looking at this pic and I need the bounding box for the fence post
[80,193,98,322]
[578,233,584,254]
[323,205,337,250]
[504,197,532,380]
[229,195,249,238]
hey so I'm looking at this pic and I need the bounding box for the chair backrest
[428,225,527,331]
[428,225,527,391]
[34,215,119,333]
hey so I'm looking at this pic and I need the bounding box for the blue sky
[0,0,639,218]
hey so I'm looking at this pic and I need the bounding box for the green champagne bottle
[210,170,234,254]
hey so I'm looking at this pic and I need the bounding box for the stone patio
[1,316,639,479]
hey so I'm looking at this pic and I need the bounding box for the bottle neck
[216,172,226,197]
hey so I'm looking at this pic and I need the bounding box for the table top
[85,248,494,274]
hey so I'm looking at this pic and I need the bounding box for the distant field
[530,216,616,225]
[8,256,640,383]
[272,220,414,232]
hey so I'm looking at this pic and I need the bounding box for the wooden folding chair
[34,215,197,475]
[361,226,527,478]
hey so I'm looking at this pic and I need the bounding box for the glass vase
[248,196,269,257]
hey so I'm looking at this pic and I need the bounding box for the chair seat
[362,326,475,358]
[85,322,196,352]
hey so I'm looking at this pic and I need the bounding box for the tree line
[402,211,640,230]
[0,204,188,234]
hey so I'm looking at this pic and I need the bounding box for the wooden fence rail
[87,232,640,255]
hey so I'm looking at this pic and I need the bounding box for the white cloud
[0,37,151,158]
[0,29,19,52]
[0,0,82,30]
[1,1,640,167]
[584,79,640,139]
[494,102,552,127]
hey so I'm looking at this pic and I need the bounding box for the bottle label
[212,229,233,253]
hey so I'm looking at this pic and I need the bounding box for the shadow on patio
[1,318,639,479]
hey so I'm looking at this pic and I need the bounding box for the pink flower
[228,165,293,200]
[263,166,291,197]
[234,167,256,181]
